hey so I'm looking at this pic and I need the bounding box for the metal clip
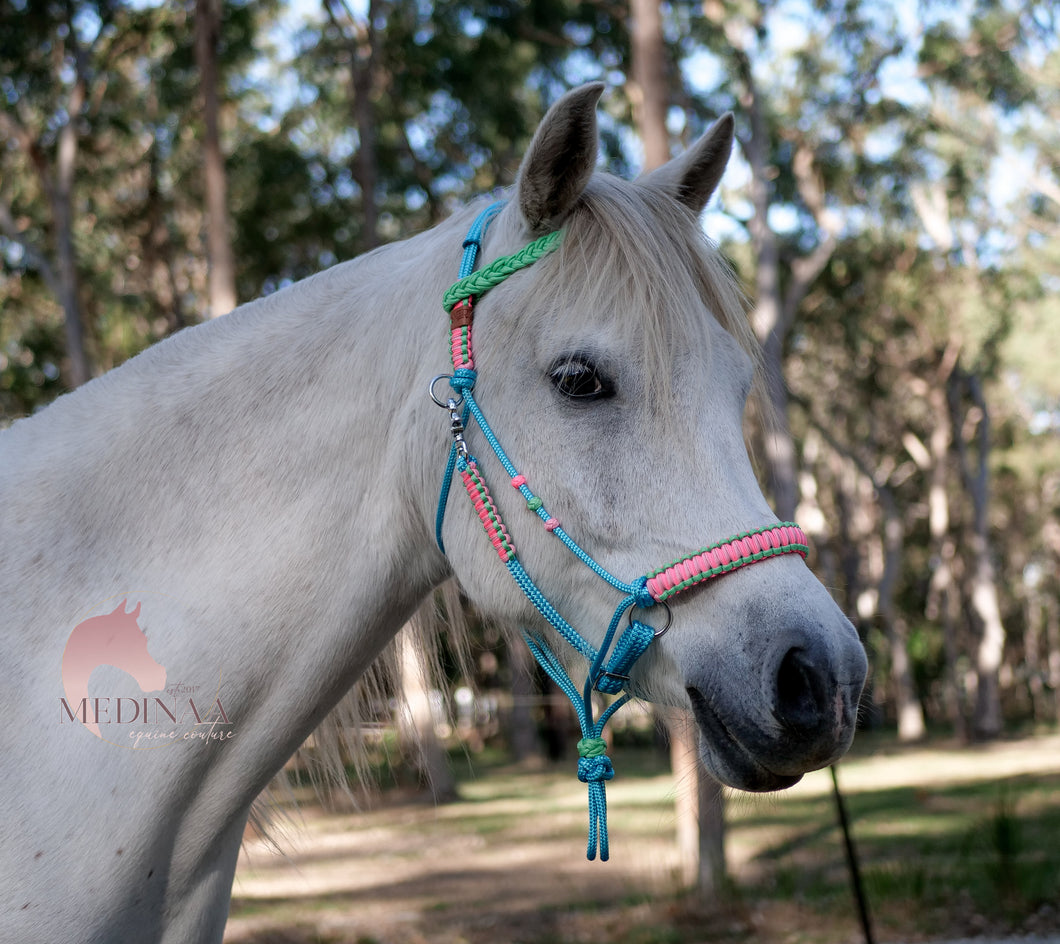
[429,376,470,459]
[447,399,469,458]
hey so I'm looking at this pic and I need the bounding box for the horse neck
[3,210,466,802]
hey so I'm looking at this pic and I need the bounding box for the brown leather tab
[449,298,474,329]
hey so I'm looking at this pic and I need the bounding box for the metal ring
[429,374,462,408]
[628,600,673,638]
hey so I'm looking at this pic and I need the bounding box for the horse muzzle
[685,616,867,792]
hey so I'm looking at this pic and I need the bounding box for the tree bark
[325,0,381,251]
[194,0,238,318]
[629,3,725,896]
[629,0,669,170]
[54,91,90,387]
[351,1,378,251]
[916,342,967,737]
[878,490,926,741]
[664,707,725,898]
[949,369,1006,739]
[396,625,456,802]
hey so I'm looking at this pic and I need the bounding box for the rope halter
[431,201,809,861]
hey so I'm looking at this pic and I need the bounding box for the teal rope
[458,201,505,279]
[507,557,597,662]
[516,587,654,861]
[433,204,663,862]
[524,629,623,861]
[464,389,643,598]
[442,229,564,311]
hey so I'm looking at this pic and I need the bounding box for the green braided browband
[442,229,564,313]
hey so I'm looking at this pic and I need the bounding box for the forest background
[3,0,1060,834]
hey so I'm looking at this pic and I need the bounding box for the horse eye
[548,355,614,401]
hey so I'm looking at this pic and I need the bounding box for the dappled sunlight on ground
[225,734,1060,944]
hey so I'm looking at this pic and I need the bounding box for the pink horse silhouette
[61,600,167,738]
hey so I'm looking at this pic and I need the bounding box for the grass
[720,746,1060,941]
[228,732,1060,944]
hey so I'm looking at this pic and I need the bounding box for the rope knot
[577,738,614,783]
[449,369,477,394]
[631,576,656,611]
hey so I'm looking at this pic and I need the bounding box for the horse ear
[516,82,604,234]
[638,113,735,215]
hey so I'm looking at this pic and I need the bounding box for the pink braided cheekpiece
[646,523,808,602]
[460,460,515,563]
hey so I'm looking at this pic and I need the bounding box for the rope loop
[595,619,656,695]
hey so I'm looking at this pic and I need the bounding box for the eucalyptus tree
[0,0,272,413]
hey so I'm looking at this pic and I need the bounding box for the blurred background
[3,1,1059,941]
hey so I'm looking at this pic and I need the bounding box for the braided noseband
[431,202,809,860]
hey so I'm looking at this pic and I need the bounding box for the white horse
[0,84,866,943]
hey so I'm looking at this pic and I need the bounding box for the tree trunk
[506,636,540,763]
[738,49,800,521]
[54,105,90,387]
[323,0,382,252]
[919,345,967,737]
[664,707,725,898]
[970,548,1006,739]
[396,626,456,802]
[351,3,378,251]
[1023,574,1048,723]
[194,0,238,318]
[629,0,669,169]
[877,491,925,741]
[1045,594,1060,725]
[629,5,725,895]
[950,369,1006,739]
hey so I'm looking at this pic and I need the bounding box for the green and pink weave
[646,523,808,602]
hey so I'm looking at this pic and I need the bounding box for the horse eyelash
[548,354,616,402]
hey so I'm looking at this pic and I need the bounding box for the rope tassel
[578,736,615,861]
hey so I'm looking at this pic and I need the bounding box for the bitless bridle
[431,202,809,860]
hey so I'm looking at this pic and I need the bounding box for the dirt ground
[223,734,1060,944]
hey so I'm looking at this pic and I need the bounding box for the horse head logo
[61,599,168,738]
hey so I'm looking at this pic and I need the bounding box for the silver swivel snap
[429,375,469,459]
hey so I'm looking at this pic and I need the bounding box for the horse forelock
[512,173,757,420]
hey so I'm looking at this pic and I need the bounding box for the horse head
[435,84,867,796]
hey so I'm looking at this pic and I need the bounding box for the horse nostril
[774,646,831,734]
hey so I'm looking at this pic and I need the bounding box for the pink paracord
[451,324,473,371]
[646,523,808,602]
[460,459,515,563]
